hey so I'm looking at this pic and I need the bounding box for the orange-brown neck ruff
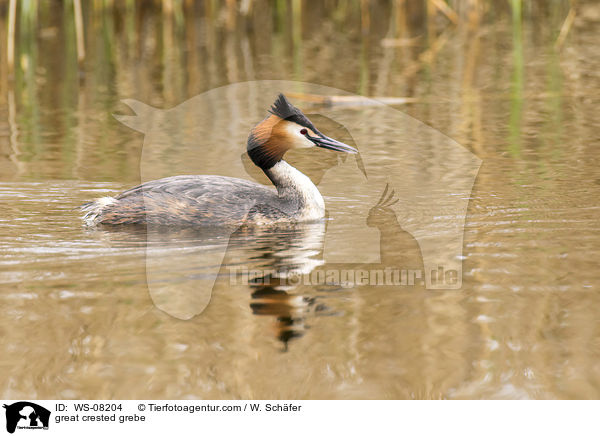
[247,115,293,170]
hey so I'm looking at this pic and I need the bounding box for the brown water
[1,1,600,399]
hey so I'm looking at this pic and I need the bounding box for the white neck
[266,160,325,220]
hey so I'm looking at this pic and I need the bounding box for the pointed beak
[311,134,358,154]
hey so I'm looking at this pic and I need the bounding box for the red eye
[300,129,307,135]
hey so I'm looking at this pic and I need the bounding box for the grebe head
[247,94,357,170]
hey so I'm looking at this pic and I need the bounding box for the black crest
[269,94,318,132]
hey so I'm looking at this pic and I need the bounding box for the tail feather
[81,197,117,226]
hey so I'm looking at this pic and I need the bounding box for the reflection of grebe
[225,222,330,351]
[248,274,337,352]
[82,94,356,226]
[249,275,314,351]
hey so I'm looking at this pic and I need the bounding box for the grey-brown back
[83,175,296,226]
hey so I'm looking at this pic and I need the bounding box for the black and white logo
[3,402,50,434]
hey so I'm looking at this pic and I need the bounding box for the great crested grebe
[82,94,357,226]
